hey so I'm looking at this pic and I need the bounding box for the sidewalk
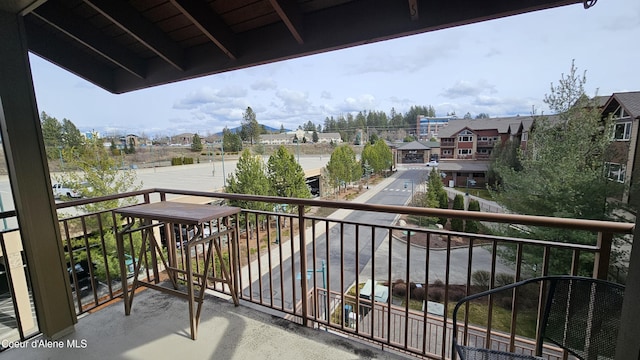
[443,187,504,213]
[327,173,400,220]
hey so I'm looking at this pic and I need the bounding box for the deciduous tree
[326,145,361,193]
[492,61,623,276]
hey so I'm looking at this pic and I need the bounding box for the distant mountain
[215,124,289,136]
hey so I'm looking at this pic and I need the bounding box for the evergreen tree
[450,194,465,231]
[128,137,136,154]
[41,112,63,159]
[438,191,449,226]
[241,107,260,145]
[425,168,448,225]
[61,118,84,149]
[225,149,272,211]
[312,131,319,143]
[222,127,242,152]
[267,146,311,202]
[465,199,480,233]
[191,133,203,152]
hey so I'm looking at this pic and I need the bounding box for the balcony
[0,188,633,359]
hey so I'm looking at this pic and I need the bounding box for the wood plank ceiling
[18,0,590,94]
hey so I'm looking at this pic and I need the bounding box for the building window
[478,149,490,154]
[458,149,472,155]
[605,162,626,183]
[458,130,473,142]
[613,122,632,141]
[442,149,452,155]
[613,106,627,119]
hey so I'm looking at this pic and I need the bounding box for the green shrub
[171,157,183,166]
[451,194,465,231]
[438,191,449,226]
[472,270,491,289]
[495,273,514,287]
[465,199,480,233]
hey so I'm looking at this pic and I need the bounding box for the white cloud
[251,78,277,91]
[441,80,497,99]
[338,94,377,113]
[275,88,312,112]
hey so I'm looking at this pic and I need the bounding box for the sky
[29,0,640,139]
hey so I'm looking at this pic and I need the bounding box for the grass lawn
[404,296,537,339]
[454,187,493,201]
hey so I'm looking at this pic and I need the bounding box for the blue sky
[29,0,640,138]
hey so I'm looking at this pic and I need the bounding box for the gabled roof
[397,141,430,150]
[437,116,535,138]
[607,91,640,118]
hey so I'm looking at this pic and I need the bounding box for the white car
[52,182,92,199]
[426,160,439,167]
[52,183,81,199]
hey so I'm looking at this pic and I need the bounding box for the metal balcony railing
[0,188,633,359]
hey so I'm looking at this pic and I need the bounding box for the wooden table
[115,201,241,340]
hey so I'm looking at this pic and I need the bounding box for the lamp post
[209,143,215,176]
[221,145,226,188]
[404,180,414,206]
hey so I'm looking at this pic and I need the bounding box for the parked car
[52,181,93,199]
[426,160,439,167]
[52,183,81,199]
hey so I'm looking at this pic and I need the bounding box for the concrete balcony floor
[1,289,407,360]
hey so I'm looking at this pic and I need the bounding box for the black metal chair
[452,276,624,360]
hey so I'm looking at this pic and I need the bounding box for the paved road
[243,166,512,310]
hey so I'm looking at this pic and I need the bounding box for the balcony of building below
[0,189,633,360]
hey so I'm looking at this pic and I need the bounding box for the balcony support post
[616,217,640,359]
[593,231,612,280]
[298,205,308,326]
[0,10,76,338]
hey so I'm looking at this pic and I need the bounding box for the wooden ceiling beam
[24,17,115,92]
[170,0,238,60]
[82,0,185,71]
[31,1,145,79]
[268,0,303,44]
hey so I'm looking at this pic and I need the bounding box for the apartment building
[437,116,533,160]
[601,92,640,204]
